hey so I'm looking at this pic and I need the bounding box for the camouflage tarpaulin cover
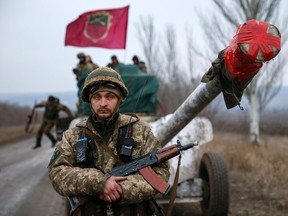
[115,64,158,114]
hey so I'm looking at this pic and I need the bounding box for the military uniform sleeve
[118,124,170,203]
[48,128,110,196]
[58,104,73,117]
[34,101,46,108]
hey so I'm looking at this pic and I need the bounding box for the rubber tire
[198,152,229,216]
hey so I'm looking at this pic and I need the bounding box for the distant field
[0,125,37,145]
[202,132,288,216]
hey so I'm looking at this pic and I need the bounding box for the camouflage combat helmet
[81,67,128,103]
[48,95,56,102]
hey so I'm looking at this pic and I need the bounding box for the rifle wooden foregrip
[139,166,170,195]
[156,147,180,163]
[157,144,177,153]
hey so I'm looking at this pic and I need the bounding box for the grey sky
[0,0,287,94]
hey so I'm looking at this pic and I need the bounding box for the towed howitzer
[151,20,281,216]
[66,20,281,216]
[67,140,198,215]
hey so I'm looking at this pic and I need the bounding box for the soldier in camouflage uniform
[48,67,169,216]
[106,55,124,69]
[33,95,73,149]
[132,55,147,72]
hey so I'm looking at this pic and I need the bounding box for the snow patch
[150,114,213,183]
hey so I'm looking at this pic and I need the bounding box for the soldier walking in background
[132,55,147,72]
[48,67,169,215]
[32,95,73,149]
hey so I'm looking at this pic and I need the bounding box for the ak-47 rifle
[110,140,198,194]
[67,140,198,215]
[25,102,36,134]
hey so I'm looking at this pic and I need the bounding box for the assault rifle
[110,140,198,195]
[25,102,36,134]
[67,140,198,215]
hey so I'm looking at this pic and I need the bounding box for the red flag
[65,6,129,49]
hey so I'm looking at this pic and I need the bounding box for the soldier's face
[112,58,118,64]
[90,91,119,120]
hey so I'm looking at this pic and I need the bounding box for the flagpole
[123,50,127,64]
[123,5,130,64]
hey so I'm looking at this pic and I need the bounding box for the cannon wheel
[198,152,229,216]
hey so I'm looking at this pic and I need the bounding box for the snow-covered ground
[150,114,213,184]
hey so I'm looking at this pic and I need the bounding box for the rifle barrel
[180,142,198,151]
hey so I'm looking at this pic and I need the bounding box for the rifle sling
[166,154,182,216]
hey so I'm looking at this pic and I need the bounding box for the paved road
[0,137,202,216]
[0,137,65,216]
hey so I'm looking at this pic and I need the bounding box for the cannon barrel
[156,20,281,146]
[156,75,222,146]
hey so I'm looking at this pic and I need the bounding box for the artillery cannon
[151,19,281,216]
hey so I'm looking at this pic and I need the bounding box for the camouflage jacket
[137,61,147,72]
[75,62,98,81]
[48,114,170,204]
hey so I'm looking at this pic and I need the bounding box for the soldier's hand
[100,176,127,203]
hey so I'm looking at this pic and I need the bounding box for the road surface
[0,137,65,216]
[0,137,202,216]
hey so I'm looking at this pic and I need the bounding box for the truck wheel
[198,152,229,216]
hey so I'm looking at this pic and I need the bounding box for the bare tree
[135,16,162,74]
[185,26,202,87]
[163,26,178,80]
[136,17,195,114]
[161,25,185,111]
[197,0,287,144]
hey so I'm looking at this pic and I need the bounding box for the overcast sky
[0,0,287,94]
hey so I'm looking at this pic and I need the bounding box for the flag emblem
[84,12,112,43]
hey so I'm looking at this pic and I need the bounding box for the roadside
[0,124,38,145]
[0,137,65,216]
